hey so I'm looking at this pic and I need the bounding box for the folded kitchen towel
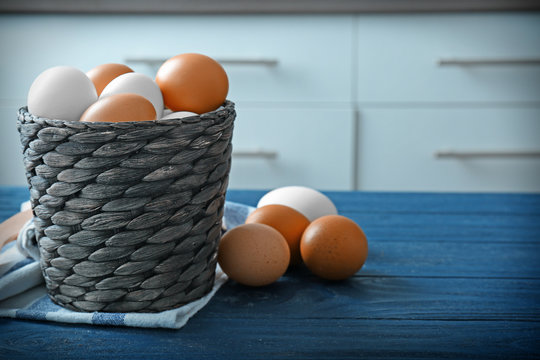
[0,201,254,329]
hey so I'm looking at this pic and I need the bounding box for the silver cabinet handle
[435,149,540,158]
[437,58,540,66]
[216,58,278,67]
[125,57,279,67]
[232,149,278,159]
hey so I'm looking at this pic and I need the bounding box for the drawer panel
[357,107,540,192]
[356,13,540,103]
[0,104,27,185]
[0,14,353,105]
[229,107,354,190]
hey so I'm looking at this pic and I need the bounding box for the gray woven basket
[16,101,235,313]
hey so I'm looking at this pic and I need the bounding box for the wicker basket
[16,101,235,313]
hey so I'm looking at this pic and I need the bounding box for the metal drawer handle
[437,58,540,66]
[125,57,279,67]
[232,149,278,159]
[435,149,540,158]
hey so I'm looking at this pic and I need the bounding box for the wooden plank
[362,240,540,278]
[0,318,538,359]
[343,212,540,232]
[326,191,540,215]
[352,220,540,244]
[345,213,540,245]
[228,190,540,215]
[202,275,540,321]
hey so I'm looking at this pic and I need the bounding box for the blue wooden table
[1,186,539,359]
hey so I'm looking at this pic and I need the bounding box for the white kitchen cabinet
[1,12,538,192]
[0,14,354,189]
[356,13,540,103]
[355,12,540,192]
[229,107,354,190]
[357,107,540,192]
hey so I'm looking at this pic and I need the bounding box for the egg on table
[245,204,310,265]
[80,93,156,123]
[156,53,229,114]
[27,66,97,121]
[300,215,368,281]
[86,63,134,96]
[218,223,290,287]
[257,186,338,222]
[101,72,164,119]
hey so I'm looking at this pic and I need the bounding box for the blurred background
[1,1,540,192]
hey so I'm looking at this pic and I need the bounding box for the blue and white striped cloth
[0,201,254,329]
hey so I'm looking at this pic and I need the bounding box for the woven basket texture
[16,101,235,313]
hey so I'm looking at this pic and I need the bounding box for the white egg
[160,111,198,120]
[162,108,173,117]
[27,66,97,121]
[257,186,337,221]
[100,73,164,119]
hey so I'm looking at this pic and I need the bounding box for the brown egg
[86,63,133,96]
[300,215,368,280]
[245,204,310,266]
[218,223,290,287]
[80,93,156,123]
[155,53,229,114]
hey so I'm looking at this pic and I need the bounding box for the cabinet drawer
[229,107,354,190]
[0,104,26,185]
[357,107,540,192]
[0,14,353,105]
[356,13,540,103]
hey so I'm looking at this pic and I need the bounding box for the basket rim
[18,100,235,126]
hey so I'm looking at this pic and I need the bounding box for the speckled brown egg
[300,215,368,280]
[218,223,290,287]
[245,204,310,266]
[155,53,228,114]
